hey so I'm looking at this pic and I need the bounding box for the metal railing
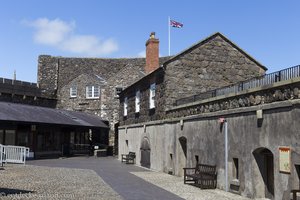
[175,65,300,106]
[0,144,30,165]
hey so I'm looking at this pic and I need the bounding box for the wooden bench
[183,163,217,189]
[121,152,136,164]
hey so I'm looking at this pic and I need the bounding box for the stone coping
[119,99,300,130]
[166,76,300,112]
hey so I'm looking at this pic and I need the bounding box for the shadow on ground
[0,188,34,196]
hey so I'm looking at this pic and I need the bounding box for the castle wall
[119,98,300,200]
[0,77,56,107]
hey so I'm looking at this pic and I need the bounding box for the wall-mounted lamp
[180,119,184,130]
[256,109,263,119]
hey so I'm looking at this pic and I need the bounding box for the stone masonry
[38,55,170,148]
[120,33,267,126]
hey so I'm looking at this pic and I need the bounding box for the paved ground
[0,156,264,200]
[0,164,121,200]
[28,156,184,200]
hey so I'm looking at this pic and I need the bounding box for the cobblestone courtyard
[0,157,269,200]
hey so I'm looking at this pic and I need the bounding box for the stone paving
[0,157,271,200]
[131,171,252,200]
[0,164,121,200]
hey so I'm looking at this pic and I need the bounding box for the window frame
[124,97,128,116]
[149,83,156,109]
[86,85,100,99]
[135,90,140,113]
[70,86,77,98]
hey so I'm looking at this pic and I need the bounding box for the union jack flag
[170,20,183,28]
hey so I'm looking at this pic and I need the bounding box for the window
[115,87,123,98]
[233,158,239,180]
[5,130,16,145]
[149,83,156,109]
[135,90,140,113]
[124,97,128,116]
[70,86,77,98]
[86,86,100,99]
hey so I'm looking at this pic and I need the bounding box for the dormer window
[70,86,77,98]
[86,86,100,99]
[149,83,156,109]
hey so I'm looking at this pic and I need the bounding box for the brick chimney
[145,32,159,73]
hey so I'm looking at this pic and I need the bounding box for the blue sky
[0,0,300,82]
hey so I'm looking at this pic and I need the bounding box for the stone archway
[140,137,151,168]
[253,147,274,199]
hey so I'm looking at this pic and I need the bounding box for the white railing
[0,144,4,166]
[0,144,30,165]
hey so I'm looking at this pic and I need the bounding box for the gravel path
[0,164,122,200]
[131,171,267,200]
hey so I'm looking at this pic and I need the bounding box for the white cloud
[23,18,118,56]
[137,50,146,57]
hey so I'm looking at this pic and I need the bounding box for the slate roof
[0,102,108,128]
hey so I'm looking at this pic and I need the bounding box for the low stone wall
[166,77,300,119]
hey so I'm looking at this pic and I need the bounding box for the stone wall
[38,55,59,98]
[164,34,266,109]
[166,77,300,119]
[119,33,266,126]
[0,77,56,107]
[120,69,165,126]
[119,96,300,200]
[37,55,170,147]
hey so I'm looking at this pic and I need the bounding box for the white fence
[0,144,30,165]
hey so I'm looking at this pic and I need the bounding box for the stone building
[0,77,109,158]
[118,32,300,199]
[119,32,266,126]
[37,33,170,151]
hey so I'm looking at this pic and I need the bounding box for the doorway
[140,137,151,168]
[253,148,274,199]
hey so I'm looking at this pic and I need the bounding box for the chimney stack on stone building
[145,32,159,73]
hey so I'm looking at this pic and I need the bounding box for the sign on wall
[279,146,291,173]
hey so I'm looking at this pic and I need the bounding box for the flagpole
[168,16,170,56]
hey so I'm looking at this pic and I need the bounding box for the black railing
[175,65,300,106]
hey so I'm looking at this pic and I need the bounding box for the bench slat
[183,163,217,189]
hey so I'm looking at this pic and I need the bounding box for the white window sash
[124,97,128,116]
[135,90,140,113]
[70,87,77,97]
[86,86,100,99]
[149,83,156,109]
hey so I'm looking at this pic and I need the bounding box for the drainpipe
[224,120,228,192]
[219,118,228,192]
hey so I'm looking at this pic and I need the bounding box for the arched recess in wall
[178,136,187,158]
[252,147,274,199]
[140,137,151,169]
